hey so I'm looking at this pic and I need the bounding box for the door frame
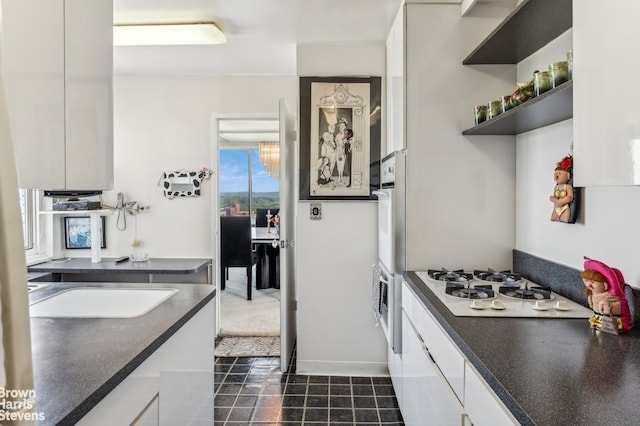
[212,113,284,339]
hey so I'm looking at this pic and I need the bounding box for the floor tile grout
[214,349,404,425]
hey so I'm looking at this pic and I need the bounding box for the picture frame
[299,76,381,200]
[64,216,106,249]
[159,168,214,199]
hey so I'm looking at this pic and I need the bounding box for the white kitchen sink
[29,287,178,318]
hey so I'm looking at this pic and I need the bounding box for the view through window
[219,149,279,225]
[19,188,34,250]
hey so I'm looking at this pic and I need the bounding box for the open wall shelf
[462,80,573,136]
[463,0,572,65]
[462,0,573,135]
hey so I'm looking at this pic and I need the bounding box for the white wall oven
[373,150,405,354]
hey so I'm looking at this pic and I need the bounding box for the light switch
[310,203,322,220]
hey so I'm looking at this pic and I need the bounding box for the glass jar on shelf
[488,100,502,119]
[533,70,551,96]
[550,61,569,88]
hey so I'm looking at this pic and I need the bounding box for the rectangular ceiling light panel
[113,23,226,46]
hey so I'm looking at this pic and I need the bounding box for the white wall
[296,201,386,375]
[295,42,388,375]
[107,67,387,375]
[80,75,296,259]
[404,3,516,271]
[515,30,640,289]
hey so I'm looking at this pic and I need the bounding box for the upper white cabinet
[1,0,113,190]
[572,2,640,186]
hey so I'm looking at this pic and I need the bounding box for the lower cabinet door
[132,393,159,426]
[401,309,464,425]
[465,365,518,426]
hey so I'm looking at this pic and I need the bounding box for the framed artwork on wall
[64,216,106,249]
[158,167,214,199]
[299,76,381,200]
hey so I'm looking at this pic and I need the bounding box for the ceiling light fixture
[259,142,280,179]
[113,22,226,46]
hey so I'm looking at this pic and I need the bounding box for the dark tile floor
[214,354,404,425]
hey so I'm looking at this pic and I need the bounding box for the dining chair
[255,208,280,227]
[220,216,260,300]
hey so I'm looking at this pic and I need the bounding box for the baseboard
[296,359,389,377]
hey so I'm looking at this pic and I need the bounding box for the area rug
[215,336,280,357]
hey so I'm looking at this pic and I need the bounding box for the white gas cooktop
[415,270,593,318]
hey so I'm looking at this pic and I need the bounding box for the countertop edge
[403,271,533,426]
[28,258,212,274]
[55,288,216,424]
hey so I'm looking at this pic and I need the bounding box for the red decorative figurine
[550,155,574,222]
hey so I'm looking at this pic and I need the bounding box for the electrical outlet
[310,203,321,220]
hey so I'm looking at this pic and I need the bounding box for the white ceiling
[113,0,404,75]
[112,1,511,142]
[218,118,280,147]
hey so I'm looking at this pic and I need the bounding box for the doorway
[216,117,281,340]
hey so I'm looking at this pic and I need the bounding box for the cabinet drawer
[402,282,465,401]
[418,306,465,401]
[464,364,517,426]
[402,309,465,425]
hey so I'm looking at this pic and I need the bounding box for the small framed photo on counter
[64,216,106,249]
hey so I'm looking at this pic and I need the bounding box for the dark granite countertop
[28,282,215,425]
[28,257,211,275]
[404,271,640,426]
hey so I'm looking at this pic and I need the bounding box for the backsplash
[514,250,640,328]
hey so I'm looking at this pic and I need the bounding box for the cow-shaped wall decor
[158,167,214,199]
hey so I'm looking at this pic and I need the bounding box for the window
[219,149,279,222]
[19,188,34,250]
[20,188,49,262]
[251,149,279,212]
[219,150,251,216]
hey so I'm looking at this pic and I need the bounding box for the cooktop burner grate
[498,283,552,300]
[445,283,495,299]
[427,268,473,283]
[474,268,522,284]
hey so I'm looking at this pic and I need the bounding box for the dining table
[252,226,280,289]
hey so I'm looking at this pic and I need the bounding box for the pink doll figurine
[582,257,632,333]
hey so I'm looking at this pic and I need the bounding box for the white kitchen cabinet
[402,281,465,401]
[464,364,517,426]
[76,298,215,425]
[132,394,159,425]
[401,309,465,425]
[387,344,403,409]
[400,281,465,425]
[572,2,640,186]
[1,0,113,190]
[399,280,518,426]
